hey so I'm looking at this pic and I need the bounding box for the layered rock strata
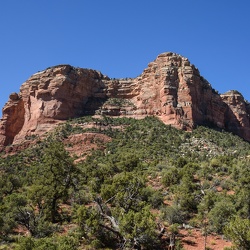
[1,52,250,148]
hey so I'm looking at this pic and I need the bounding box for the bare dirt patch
[179,229,232,250]
[64,132,111,162]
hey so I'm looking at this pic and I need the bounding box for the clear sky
[1,0,250,112]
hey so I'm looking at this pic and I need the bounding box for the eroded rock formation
[1,52,250,148]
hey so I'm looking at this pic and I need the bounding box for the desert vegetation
[0,116,250,249]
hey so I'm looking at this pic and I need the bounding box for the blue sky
[1,1,250,112]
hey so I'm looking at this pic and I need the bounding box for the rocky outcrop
[0,65,109,147]
[221,91,250,142]
[1,52,250,148]
[0,93,25,146]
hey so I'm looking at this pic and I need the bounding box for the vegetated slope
[0,116,250,249]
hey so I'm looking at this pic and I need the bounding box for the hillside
[1,52,250,249]
[1,116,250,249]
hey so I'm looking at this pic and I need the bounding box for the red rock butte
[1,52,250,149]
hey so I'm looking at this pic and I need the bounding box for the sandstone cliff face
[1,65,109,146]
[1,52,250,148]
[221,91,250,142]
[0,93,25,146]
